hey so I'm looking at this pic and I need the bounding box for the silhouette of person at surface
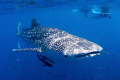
[81,6,111,19]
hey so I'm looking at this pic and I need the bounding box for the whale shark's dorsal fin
[31,18,40,29]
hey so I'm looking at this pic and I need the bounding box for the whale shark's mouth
[74,51,100,58]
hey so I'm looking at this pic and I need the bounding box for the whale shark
[13,18,103,67]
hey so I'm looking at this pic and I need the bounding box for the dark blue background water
[0,0,120,80]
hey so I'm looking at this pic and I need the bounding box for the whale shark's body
[13,18,103,67]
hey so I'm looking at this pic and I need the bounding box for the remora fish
[37,54,53,67]
[13,18,103,64]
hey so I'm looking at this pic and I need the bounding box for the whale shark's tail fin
[17,19,22,35]
[16,19,22,48]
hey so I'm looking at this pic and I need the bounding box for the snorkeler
[81,6,111,19]
[100,6,111,18]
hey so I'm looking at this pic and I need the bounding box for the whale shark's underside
[13,18,103,67]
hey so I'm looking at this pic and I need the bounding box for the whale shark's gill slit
[74,51,100,58]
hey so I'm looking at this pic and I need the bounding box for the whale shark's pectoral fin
[12,48,42,52]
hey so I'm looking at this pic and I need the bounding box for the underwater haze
[0,0,120,80]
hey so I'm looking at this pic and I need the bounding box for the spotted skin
[13,18,103,58]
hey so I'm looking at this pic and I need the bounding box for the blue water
[0,0,120,80]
